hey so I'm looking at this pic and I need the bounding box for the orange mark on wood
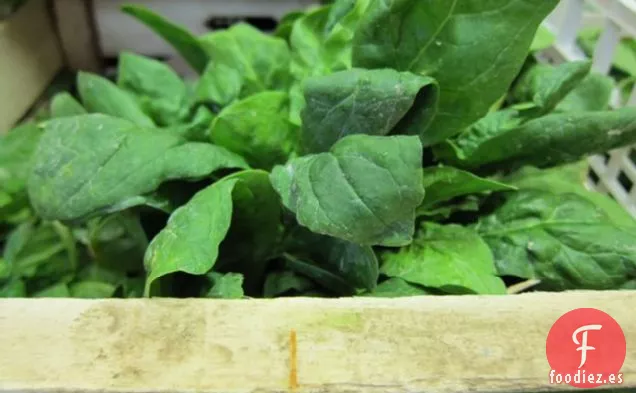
[289,329,299,391]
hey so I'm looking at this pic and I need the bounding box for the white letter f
[572,324,603,368]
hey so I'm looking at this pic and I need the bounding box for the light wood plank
[52,0,101,72]
[0,0,63,133]
[0,291,634,392]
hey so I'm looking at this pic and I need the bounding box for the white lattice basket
[541,0,636,217]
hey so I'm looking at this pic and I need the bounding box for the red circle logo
[546,308,626,388]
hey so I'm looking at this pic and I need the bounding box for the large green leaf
[209,91,298,170]
[271,134,425,246]
[121,4,209,73]
[28,114,249,221]
[510,61,591,116]
[144,170,280,295]
[199,23,291,99]
[476,190,636,290]
[420,165,516,210]
[117,52,189,126]
[380,223,506,295]
[352,0,558,146]
[437,107,636,170]
[77,72,155,127]
[301,68,437,153]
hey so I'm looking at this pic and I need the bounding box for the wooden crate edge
[0,290,633,393]
[0,0,64,133]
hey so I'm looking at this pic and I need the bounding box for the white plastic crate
[93,0,318,73]
[541,0,636,217]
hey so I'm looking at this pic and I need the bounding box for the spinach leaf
[209,91,298,170]
[284,225,379,294]
[420,166,516,209]
[50,92,87,118]
[144,170,280,295]
[436,108,636,170]
[362,277,432,297]
[555,73,615,112]
[274,11,305,42]
[87,211,148,273]
[32,282,70,298]
[117,52,189,126]
[203,272,244,299]
[195,62,243,107]
[476,190,636,290]
[199,23,292,99]
[121,4,209,73]
[352,0,558,146]
[271,134,425,246]
[380,223,506,295]
[169,106,215,142]
[69,281,118,298]
[28,114,248,221]
[77,72,155,127]
[510,61,591,116]
[530,26,555,53]
[301,68,437,153]
[505,163,636,228]
[263,270,316,298]
[3,221,78,291]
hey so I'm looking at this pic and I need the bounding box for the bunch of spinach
[2,0,636,299]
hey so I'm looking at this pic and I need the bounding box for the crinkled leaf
[77,72,155,126]
[271,134,425,246]
[117,52,189,126]
[169,106,215,142]
[380,223,506,294]
[144,170,280,296]
[510,61,591,116]
[476,190,636,290]
[420,166,516,209]
[210,91,297,169]
[50,92,87,118]
[301,68,437,153]
[204,272,244,299]
[274,10,305,41]
[199,23,291,98]
[121,4,209,73]
[352,0,558,146]
[28,114,248,221]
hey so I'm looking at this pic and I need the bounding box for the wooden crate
[0,2,635,393]
[0,0,63,133]
[0,291,634,393]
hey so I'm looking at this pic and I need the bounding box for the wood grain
[0,0,63,133]
[0,290,634,392]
